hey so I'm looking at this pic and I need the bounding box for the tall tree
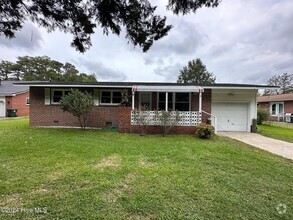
[0,0,221,52]
[0,61,14,80]
[177,58,216,84]
[0,56,97,82]
[14,56,64,81]
[264,73,293,95]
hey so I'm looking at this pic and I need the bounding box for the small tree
[60,89,94,129]
[155,111,181,136]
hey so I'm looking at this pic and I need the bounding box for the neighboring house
[0,80,30,117]
[15,81,272,133]
[257,93,293,121]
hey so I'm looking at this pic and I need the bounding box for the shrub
[195,123,214,139]
[60,89,94,129]
[155,111,181,137]
[257,108,269,125]
[132,107,151,135]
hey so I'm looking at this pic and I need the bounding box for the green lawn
[0,118,292,219]
[258,124,293,143]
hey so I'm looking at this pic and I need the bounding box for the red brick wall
[30,87,119,127]
[192,89,212,123]
[5,92,30,117]
[285,101,293,113]
[258,102,270,110]
[12,92,30,116]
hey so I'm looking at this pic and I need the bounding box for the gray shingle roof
[0,81,29,96]
[14,81,276,89]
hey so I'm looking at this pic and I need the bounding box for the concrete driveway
[218,132,293,160]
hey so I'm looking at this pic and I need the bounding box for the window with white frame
[100,90,122,105]
[158,92,173,110]
[157,92,190,111]
[270,102,284,115]
[51,89,71,104]
[26,97,30,105]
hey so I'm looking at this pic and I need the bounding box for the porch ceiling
[132,85,204,93]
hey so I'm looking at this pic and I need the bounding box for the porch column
[199,91,202,113]
[165,92,168,111]
[132,91,135,110]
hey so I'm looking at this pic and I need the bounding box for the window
[100,90,122,105]
[139,92,152,109]
[270,102,284,115]
[157,92,190,111]
[26,97,30,105]
[175,93,189,111]
[51,89,71,104]
[158,93,173,111]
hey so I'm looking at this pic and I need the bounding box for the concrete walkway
[218,132,293,160]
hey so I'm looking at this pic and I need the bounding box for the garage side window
[270,102,284,115]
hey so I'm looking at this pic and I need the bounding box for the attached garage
[211,89,258,132]
[0,98,5,117]
[212,102,248,132]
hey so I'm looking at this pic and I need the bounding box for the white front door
[0,101,5,117]
[212,102,248,132]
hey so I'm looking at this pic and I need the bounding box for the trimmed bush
[257,108,269,125]
[196,123,214,139]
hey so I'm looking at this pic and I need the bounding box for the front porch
[130,85,204,127]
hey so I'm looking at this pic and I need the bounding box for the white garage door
[0,101,5,117]
[212,103,248,132]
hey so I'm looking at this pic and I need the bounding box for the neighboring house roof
[257,93,293,102]
[0,81,29,96]
[14,81,276,90]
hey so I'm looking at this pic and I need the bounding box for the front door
[139,92,152,110]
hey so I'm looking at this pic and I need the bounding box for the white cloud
[0,0,292,84]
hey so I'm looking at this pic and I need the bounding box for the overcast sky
[0,0,292,83]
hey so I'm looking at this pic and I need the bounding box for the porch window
[139,92,152,110]
[270,102,284,115]
[158,93,173,110]
[100,90,122,105]
[51,89,71,104]
[157,92,190,111]
[175,93,189,111]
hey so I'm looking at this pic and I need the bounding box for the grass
[0,118,292,219]
[258,123,293,143]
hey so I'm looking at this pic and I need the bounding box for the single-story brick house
[257,93,293,121]
[0,80,30,117]
[15,81,272,133]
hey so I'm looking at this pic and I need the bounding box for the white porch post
[132,91,135,110]
[165,92,168,111]
[199,91,202,113]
